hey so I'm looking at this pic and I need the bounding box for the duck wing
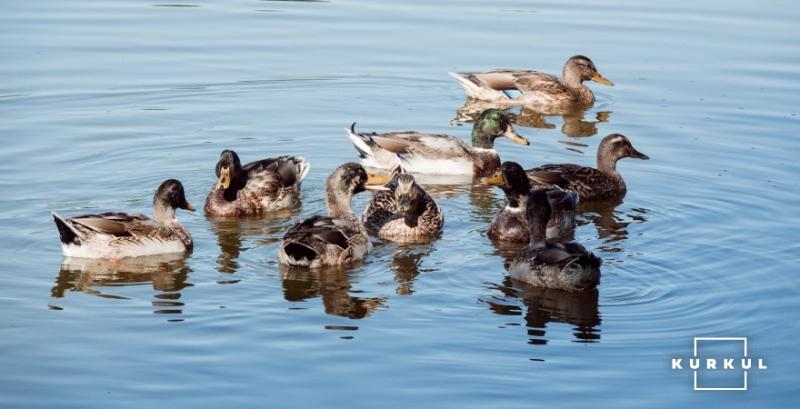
[68,212,151,237]
[370,132,470,160]
[243,155,309,188]
[511,71,567,95]
[362,190,400,233]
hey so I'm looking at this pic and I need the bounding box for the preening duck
[363,173,443,243]
[526,133,649,201]
[204,150,310,217]
[279,163,389,268]
[450,55,613,109]
[346,109,528,178]
[480,161,577,242]
[52,179,195,259]
[508,190,601,291]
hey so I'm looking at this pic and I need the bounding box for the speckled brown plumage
[363,174,443,243]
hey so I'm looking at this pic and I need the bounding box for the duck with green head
[450,55,613,110]
[346,109,529,178]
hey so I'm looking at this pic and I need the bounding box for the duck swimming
[526,133,649,201]
[508,190,601,291]
[480,161,577,242]
[204,150,310,217]
[52,179,195,259]
[279,163,389,268]
[450,55,613,109]
[363,173,443,243]
[346,109,529,178]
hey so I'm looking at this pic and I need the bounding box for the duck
[204,150,310,217]
[449,55,613,109]
[526,133,649,201]
[363,172,444,243]
[346,109,529,179]
[52,179,195,259]
[508,189,602,291]
[480,161,578,242]
[279,163,389,268]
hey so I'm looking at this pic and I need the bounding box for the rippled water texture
[1,0,798,407]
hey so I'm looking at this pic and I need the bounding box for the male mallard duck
[480,161,577,242]
[346,109,528,178]
[204,150,310,217]
[526,134,649,201]
[508,190,601,291]
[363,173,444,242]
[450,55,613,108]
[52,179,195,259]
[279,163,389,268]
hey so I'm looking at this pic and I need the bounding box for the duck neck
[562,69,584,91]
[153,203,176,224]
[326,188,354,219]
[471,128,495,150]
[597,152,620,176]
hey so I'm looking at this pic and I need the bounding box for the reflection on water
[280,265,385,319]
[577,199,650,254]
[51,254,192,316]
[208,209,297,274]
[454,99,611,138]
[485,276,601,345]
[388,243,436,295]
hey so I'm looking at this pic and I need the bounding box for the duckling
[346,109,529,178]
[508,190,601,291]
[204,150,310,217]
[279,163,389,268]
[450,55,613,108]
[363,173,444,243]
[526,133,649,200]
[52,179,195,259]
[481,161,578,242]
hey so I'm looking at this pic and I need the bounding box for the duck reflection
[389,243,436,295]
[454,99,611,138]
[576,199,649,253]
[51,254,192,315]
[280,265,385,319]
[209,209,296,274]
[486,276,601,344]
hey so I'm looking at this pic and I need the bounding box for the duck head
[596,133,649,174]
[563,55,613,89]
[471,109,529,149]
[393,174,427,228]
[214,150,243,191]
[154,179,195,222]
[480,161,530,209]
[327,163,390,218]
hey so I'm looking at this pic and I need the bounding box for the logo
[671,337,767,391]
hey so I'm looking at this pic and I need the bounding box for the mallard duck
[450,55,613,108]
[526,134,649,200]
[204,150,310,217]
[363,173,444,242]
[52,179,195,259]
[279,163,389,268]
[508,190,601,291]
[480,161,577,242]
[346,109,529,178]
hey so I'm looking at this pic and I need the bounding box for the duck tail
[51,212,81,245]
[449,71,484,99]
[345,122,375,160]
[282,242,318,266]
[294,156,311,182]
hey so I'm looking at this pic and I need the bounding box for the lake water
[1,0,798,407]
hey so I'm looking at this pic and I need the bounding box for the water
[1,0,798,407]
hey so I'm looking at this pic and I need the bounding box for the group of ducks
[52,55,648,292]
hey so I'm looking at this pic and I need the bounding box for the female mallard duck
[279,163,389,268]
[480,161,577,242]
[526,134,649,201]
[204,150,310,217]
[508,190,601,291]
[450,55,613,108]
[363,173,444,243]
[51,179,195,259]
[346,109,528,178]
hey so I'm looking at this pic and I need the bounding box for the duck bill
[503,126,529,146]
[183,202,196,212]
[629,148,649,160]
[365,172,392,190]
[479,171,506,186]
[591,73,614,86]
[215,167,231,190]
